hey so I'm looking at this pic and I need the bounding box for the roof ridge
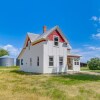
[27,32,40,35]
[37,25,58,38]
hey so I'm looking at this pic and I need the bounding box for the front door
[67,58,73,70]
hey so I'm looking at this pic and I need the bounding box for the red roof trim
[67,55,81,58]
[26,37,31,47]
[32,39,46,46]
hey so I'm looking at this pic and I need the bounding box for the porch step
[67,70,80,74]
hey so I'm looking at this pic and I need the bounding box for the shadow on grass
[10,70,100,81]
[58,73,100,81]
[10,70,42,75]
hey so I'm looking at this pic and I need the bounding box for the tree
[0,49,9,57]
[87,57,100,70]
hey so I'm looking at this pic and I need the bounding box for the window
[37,57,39,66]
[49,56,54,66]
[54,36,59,46]
[77,62,79,65]
[59,57,63,66]
[75,62,79,65]
[21,59,23,65]
[74,58,79,65]
[30,58,32,66]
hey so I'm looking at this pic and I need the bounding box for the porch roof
[67,54,82,58]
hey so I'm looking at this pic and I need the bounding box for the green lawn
[0,66,100,100]
[81,67,100,73]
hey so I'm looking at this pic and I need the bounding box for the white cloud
[72,45,100,62]
[91,16,98,21]
[0,44,21,58]
[86,46,100,50]
[91,16,100,23]
[92,33,100,39]
[91,16,100,38]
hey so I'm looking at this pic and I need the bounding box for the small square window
[74,62,77,65]
[77,62,79,65]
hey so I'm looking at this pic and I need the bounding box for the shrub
[87,57,100,70]
[0,49,9,57]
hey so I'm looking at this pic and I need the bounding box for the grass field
[81,67,100,73]
[0,66,100,100]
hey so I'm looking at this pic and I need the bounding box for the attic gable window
[54,36,59,46]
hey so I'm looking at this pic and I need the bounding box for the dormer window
[54,36,59,46]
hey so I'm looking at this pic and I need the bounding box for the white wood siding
[43,41,67,73]
[20,42,44,73]
[19,40,80,73]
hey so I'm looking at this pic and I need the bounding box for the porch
[67,54,81,72]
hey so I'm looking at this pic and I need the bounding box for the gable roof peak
[25,25,69,44]
[27,32,40,42]
[41,25,69,43]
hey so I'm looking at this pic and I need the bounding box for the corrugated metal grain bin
[0,56,14,67]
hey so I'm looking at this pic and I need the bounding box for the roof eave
[32,38,46,45]
[17,48,26,59]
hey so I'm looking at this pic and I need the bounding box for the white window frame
[53,35,59,46]
[49,56,54,66]
[59,57,63,66]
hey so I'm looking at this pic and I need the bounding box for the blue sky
[0,0,100,62]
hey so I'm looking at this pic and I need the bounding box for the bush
[87,58,100,70]
[0,49,9,57]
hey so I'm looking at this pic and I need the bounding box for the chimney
[43,26,47,33]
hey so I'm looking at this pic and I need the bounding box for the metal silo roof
[0,55,13,58]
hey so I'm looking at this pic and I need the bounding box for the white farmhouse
[17,26,81,73]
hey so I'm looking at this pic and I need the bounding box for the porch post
[72,58,74,71]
